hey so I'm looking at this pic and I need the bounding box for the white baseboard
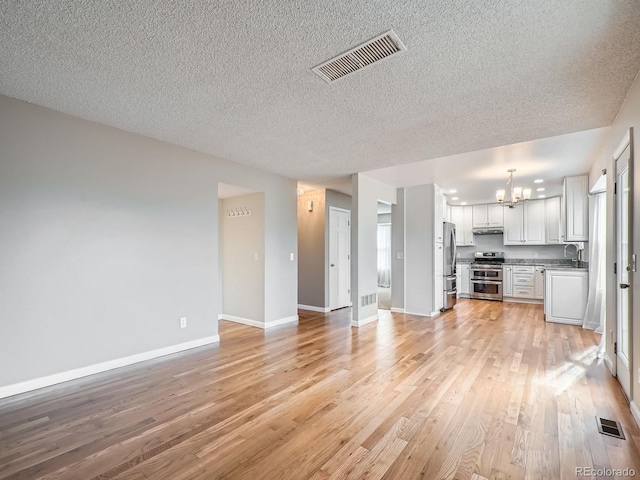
[544,318,582,326]
[218,314,264,328]
[390,307,405,313]
[502,298,544,305]
[604,353,615,376]
[403,310,432,318]
[0,335,220,400]
[219,314,298,329]
[351,314,378,327]
[265,315,299,328]
[630,401,640,429]
[297,304,330,313]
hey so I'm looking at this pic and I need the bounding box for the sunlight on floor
[535,345,598,396]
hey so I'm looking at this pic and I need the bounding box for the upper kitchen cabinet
[503,199,545,245]
[562,175,589,242]
[450,205,474,246]
[472,204,504,228]
[545,196,561,244]
[434,184,445,243]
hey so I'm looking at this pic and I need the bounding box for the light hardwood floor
[1,299,639,479]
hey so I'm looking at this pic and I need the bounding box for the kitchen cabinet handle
[620,283,630,289]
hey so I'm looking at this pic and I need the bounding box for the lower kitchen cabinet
[457,264,470,297]
[503,265,542,303]
[544,269,588,324]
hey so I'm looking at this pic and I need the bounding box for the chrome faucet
[563,243,582,265]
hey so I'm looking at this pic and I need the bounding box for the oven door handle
[471,280,502,285]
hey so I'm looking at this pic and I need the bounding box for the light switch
[290,253,295,261]
[396,252,404,260]
[254,252,259,261]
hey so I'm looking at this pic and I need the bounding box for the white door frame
[612,128,634,399]
[328,207,351,311]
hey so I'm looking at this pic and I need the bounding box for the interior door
[329,207,351,310]
[616,141,632,399]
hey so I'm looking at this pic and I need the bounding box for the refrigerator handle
[451,227,457,272]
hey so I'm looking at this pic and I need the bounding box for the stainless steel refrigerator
[442,222,457,310]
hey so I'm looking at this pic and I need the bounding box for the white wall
[587,71,640,412]
[351,174,396,325]
[391,189,405,311]
[404,185,436,316]
[0,95,297,392]
[221,193,265,323]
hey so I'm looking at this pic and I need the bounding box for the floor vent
[361,293,377,307]
[596,416,625,439]
[312,30,406,83]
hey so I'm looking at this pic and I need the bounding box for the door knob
[331,264,335,267]
[620,283,630,289]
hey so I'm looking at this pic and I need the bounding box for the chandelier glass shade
[496,169,531,208]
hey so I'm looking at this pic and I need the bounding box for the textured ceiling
[1,1,640,183]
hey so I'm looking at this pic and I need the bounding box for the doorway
[377,202,392,310]
[328,207,351,311]
[218,183,265,330]
[614,132,633,399]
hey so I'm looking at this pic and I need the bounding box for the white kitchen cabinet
[451,206,464,245]
[534,266,544,299]
[488,204,504,227]
[544,269,588,324]
[450,205,474,246]
[435,243,444,277]
[503,207,523,244]
[435,276,444,311]
[472,204,504,228]
[563,175,589,242]
[545,196,562,244]
[503,265,513,297]
[472,205,488,228]
[503,264,544,302]
[503,199,545,245]
[434,185,444,243]
[458,264,470,297]
[523,201,545,245]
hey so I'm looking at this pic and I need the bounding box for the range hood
[472,227,504,235]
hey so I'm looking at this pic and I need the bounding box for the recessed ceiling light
[451,197,459,201]
[461,202,467,206]
[538,194,546,198]
[536,187,545,192]
[449,189,457,194]
[534,179,544,184]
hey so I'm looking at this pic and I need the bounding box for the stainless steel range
[470,251,504,301]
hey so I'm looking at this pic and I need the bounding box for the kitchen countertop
[457,258,588,270]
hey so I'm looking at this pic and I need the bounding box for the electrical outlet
[180,317,187,328]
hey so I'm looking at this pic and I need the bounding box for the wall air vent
[312,30,406,83]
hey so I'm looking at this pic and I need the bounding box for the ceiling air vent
[312,30,406,83]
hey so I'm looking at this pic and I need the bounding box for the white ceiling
[364,127,609,205]
[1,1,639,184]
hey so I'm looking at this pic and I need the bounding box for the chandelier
[496,169,531,208]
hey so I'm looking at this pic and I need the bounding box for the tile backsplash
[457,234,589,261]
